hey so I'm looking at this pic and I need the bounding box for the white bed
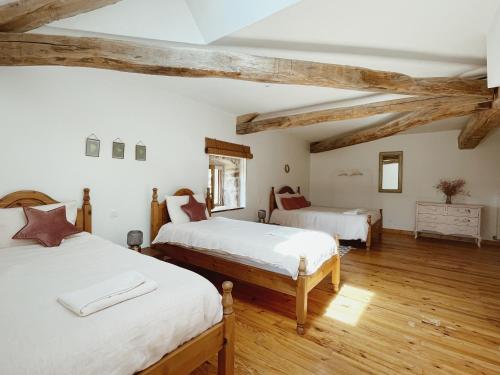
[0,232,223,375]
[153,217,338,280]
[270,206,382,242]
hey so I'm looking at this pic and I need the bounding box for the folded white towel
[343,208,369,215]
[57,271,158,317]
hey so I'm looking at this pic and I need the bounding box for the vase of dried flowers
[434,178,470,204]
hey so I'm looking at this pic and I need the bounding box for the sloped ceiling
[49,0,299,44]
[39,0,500,142]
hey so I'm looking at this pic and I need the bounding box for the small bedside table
[138,247,167,261]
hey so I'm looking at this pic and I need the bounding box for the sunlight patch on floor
[323,284,374,326]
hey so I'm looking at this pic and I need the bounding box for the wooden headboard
[0,188,92,233]
[150,187,212,243]
[268,186,301,220]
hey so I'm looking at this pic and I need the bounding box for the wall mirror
[378,151,403,193]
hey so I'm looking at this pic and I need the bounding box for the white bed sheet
[153,217,337,279]
[0,233,222,375]
[270,206,381,241]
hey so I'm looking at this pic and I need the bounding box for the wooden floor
[189,234,500,375]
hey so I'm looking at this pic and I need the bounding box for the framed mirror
[379,151,403,193]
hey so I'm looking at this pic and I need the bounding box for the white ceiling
[223,0,499,62]
[40,0,500,142]
[50,0,299,44]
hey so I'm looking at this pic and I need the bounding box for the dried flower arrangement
[434,178,470,204]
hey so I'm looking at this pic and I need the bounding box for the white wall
[487,4,500,88]
[0,67,310,246]
[310,130,500,240]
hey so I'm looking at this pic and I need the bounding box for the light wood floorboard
[188,234,500,374]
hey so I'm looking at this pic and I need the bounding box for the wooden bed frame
[150,187,341,335]
[269,186,383,250]
[0,188,92,233]
[0,188,235,375]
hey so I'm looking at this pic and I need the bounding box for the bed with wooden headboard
[0,188,92,233]
[0,188,235,375]
[151,187,341,335]
[269,186,383,250]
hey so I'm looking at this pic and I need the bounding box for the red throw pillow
[281,197,300,210]
[282,196,310,210]
[12,206,81,247]
[295,196,311,208]
[181,195,207,222]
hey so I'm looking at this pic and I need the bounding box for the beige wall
[0,67,310,246]
[310,129,500,240]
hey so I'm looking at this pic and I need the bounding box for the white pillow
[0,201,78,249]
[275,193,300,210]
[166,194,209,224]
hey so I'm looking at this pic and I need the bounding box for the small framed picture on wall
[135,142,146,161]
[85,134,100,157]
[112,138,125,159]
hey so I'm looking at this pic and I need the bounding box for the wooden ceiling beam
[458,89,500,149]
[310,104,486,153]
[236,96,491,135]
[0,1,122,32]
[0,33,493,99]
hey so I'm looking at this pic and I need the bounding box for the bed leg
[296,257,308,335]
[218,281,235,375]
[366,214,372,251]
[378,209,383,241]
[331,254,340,293]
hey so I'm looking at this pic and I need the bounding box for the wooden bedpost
[151,188,160,243]
[332,235,341,292]
[297,186,301,194]
[218,281,235,375]
[82,188,92,233]
[296,256,308,335]
[206,187,213,216]
[268,186,275,223]
[331,235,340,292]
[366,214,372,251]
[379,209,383,240]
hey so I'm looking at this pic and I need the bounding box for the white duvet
[153,217,337,279]
[270,206,382,241]
[0,233,222,375]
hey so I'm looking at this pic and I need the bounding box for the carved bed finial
[83,188,90,203]
[221,281,234,315]
[152,188,158,202]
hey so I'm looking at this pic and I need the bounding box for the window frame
[208,154,247,213]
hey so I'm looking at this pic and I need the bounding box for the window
[208,154,246,212]
[205,138,252,213]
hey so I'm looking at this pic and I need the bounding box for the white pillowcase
[275,193,300,210]
[166,194,209,224]
[0,201,78,249]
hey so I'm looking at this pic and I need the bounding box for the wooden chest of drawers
[415,202,483,247]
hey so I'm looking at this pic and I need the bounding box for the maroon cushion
[12,206,81,247]
[282,196,310,210]
[281,197,300,210]
[181,195,207,222]
[295,196,311,208]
